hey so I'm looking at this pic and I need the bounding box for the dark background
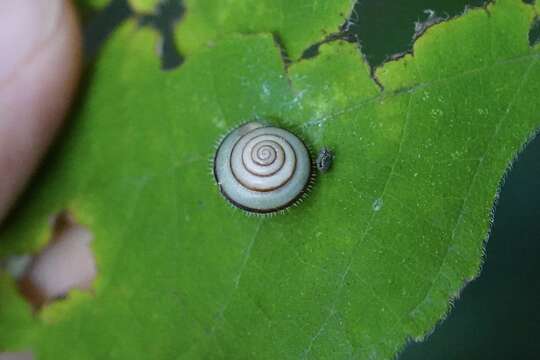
[84,1,540,358]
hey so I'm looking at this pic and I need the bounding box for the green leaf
[128,0,158,13]
[1,0,539,359]
[175,0,353,60]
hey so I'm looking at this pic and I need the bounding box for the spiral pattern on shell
[213,122,312,214]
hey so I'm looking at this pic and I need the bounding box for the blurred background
[84,0,540,358]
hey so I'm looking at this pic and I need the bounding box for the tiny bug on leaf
[316,148,334,173]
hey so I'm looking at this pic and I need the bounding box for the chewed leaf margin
[1,1,540,360]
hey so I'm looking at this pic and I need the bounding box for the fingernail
[0,0,63,83]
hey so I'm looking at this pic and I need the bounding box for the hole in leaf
[83,0,132,63]
[272,33,292,67]
[13,211,96,310]
[299,32,343,60]
[300,43,320,60]
[0,352,34,360]
[529,16,540,46]
[342,0,488,67]
[139,0,185,70]
[83,0,186,69]
[413,10,447,41]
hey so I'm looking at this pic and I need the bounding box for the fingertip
[0,0,82,221]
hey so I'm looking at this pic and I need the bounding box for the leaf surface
[1,1,539,359]
[128,0,158,13]
[175,0,353,60]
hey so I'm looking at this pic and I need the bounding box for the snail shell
[213,121,313,214]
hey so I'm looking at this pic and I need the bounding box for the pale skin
[0,0,82,222]
[0,0,87,314]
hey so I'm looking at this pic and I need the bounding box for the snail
[213,121,313,214]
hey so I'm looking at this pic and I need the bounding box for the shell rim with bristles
[212,121,315,215]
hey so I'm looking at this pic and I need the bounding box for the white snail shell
[213,121,312,214]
